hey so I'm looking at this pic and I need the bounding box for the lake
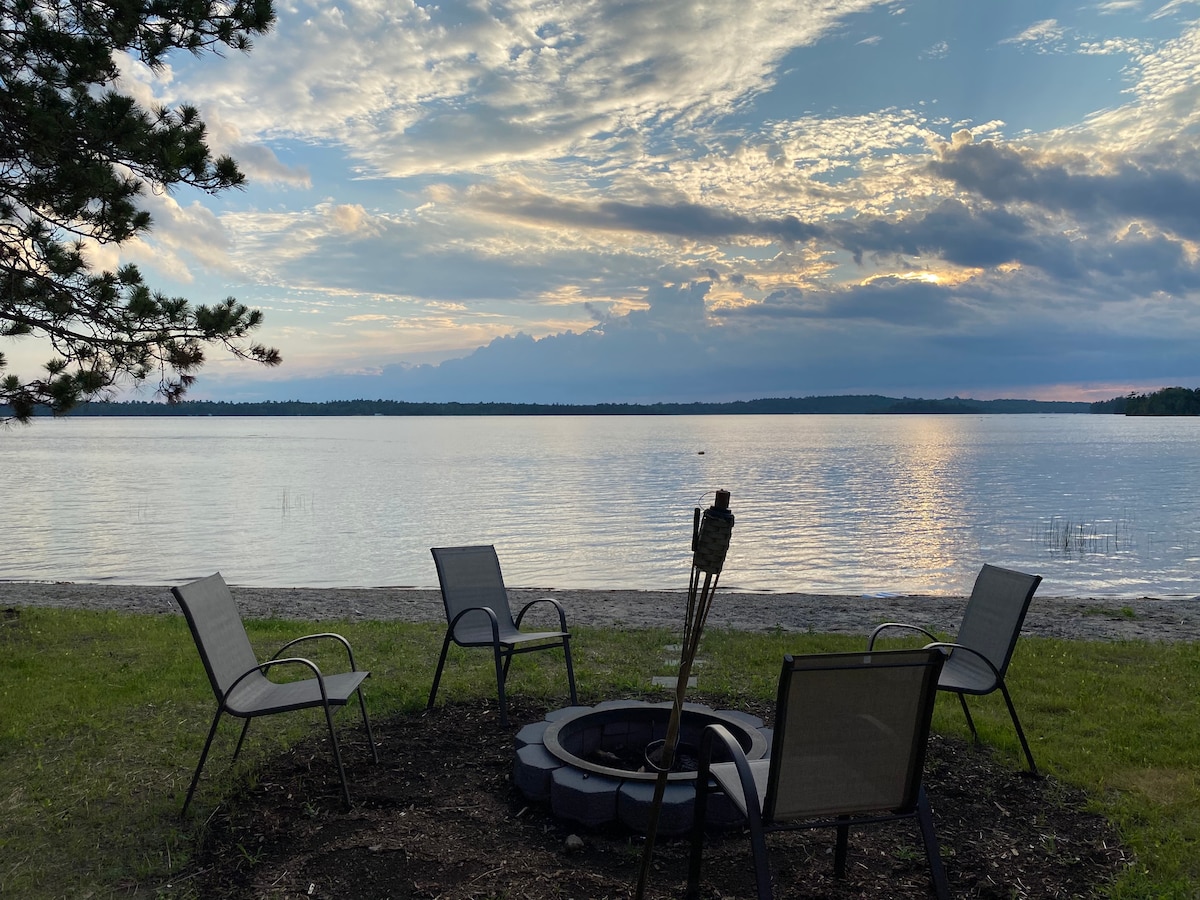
[2,414,1197,599]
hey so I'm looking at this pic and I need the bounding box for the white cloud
[1002,18,1069,53]
[177,0,890,177]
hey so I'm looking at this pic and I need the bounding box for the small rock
[564,834,585,853]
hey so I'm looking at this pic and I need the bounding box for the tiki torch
[635,489,735,900]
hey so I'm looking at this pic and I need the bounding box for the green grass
[2,607,1199,897]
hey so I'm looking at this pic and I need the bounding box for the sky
[20,0,1200,405]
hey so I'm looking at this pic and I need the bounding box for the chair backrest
[954,564,1042,677]
[430,546,517,641]
[763,649,944,822]
[172,572,261,701]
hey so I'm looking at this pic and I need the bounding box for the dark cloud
[930,140,1200,241]
[638,281,709,324]
[744,276,970,327]
[477,182,1123,287]
[476,189,827,243]
[1074,225,1200,295]
[828,200,1046,271]
[467,154,1200,301]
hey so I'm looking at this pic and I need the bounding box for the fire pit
[514,700,770,835]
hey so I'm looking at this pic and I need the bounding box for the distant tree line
[16,390,1200,418]
[1093,387,1200,416]
[3,394,1098,418]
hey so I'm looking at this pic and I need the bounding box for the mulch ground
[182,698,1130,899]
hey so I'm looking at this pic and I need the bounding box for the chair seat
[455,625,569,647]
[710,758,771,816]
[227,670,371,717]
[712,755,913,821]
[938,653,999,695]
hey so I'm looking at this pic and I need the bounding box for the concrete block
[514,720,549,750]
[513,742,562,803]
[550,766,621,828]
[616,779,696,836]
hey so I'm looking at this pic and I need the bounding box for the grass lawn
[1,606,1198,898]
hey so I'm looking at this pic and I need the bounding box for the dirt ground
[181,696,1129,899]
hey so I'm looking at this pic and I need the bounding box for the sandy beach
[2,580,1198,641]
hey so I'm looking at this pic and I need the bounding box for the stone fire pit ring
[513,700,772,836]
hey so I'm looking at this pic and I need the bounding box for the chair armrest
[514,596,569,631]
[868,622,938,649]
[923,641,1002,682]
[221,656,329,707]
[448,605,501,642]
[272,632,359,670]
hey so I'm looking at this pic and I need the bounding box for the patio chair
[868,563,1042,773]
[172,572,378,816]
[686,649,949,900]
[428,545,577,726]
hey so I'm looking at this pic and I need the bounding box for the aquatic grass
[3,609,1200,897]
[1036,514,1130,555]
[278,489,312,516]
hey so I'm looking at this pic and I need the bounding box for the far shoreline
[2,580,1198,642]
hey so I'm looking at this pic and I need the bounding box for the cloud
[467,184,828,243]
[94,1,1200,407]
[179,0,892,177]
[746,277,970,326]
[929,138,1200,242]
[1001,19,1069,53]
[921,40,950,60]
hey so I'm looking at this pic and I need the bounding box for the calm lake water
[2,414,1198,599]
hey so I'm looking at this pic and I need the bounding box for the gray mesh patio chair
[868,563,1043,773]
[428,545,577,726]
[686,649,949,900]
[173,572,378,816]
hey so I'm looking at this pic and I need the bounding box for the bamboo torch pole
[634,489,735,900]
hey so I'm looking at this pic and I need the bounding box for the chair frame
[868,563,1042,773]
[428,545,577,726]
[173,573,378,816]
[686,650,949,900]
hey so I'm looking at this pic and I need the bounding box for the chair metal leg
[321,702,353,809]
[182,710,224,817]
[833,818,850,877]
[917,788,950,900]
[999,681,1038,774]
[426,631,454,710]
[494,643,510,725]
[501,645,514,682]
[356,686,379,764]
[563,636,578,705]
[958,685,1038,773]
[956,692,979,743]
[231,717,252,762]
[745,795,774,900]
[685,772,712,899]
